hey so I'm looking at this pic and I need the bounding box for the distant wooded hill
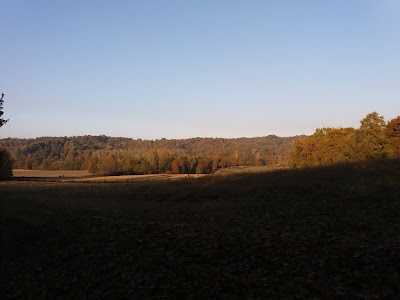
[0,135,303,175]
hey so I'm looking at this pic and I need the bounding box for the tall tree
[0,148,13,179]
[0,93,13,179]
[0,93,9,127]
[356,112,388,159]
[386,116,400,157]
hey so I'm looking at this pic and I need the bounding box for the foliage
[386,116,400,157]
[0,135,302,174]
[0,93,8,128]
[0,93,13,180]
[0,148,14,179]
[289,112,400,168]
[355,112,389,160]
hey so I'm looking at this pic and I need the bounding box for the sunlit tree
[356,112,388,159]
[386,116,400,157]
[289,112,392,168]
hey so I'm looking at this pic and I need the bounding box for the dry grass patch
[215,165,284,174]
[13,169,92,178]
[67,173,210,183]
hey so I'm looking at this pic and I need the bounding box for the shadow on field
[1,159,400,299]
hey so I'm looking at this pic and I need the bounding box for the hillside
[0,135,303,174]
[1,159,399,298]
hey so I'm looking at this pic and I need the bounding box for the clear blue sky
[1,0,399,139]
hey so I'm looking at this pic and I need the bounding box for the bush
[0,148,14,180]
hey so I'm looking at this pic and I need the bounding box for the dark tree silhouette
[0,93,9,127]
[0,148,13,179]
[0,93,13,179]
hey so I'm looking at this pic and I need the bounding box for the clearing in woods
[2,159,400,299]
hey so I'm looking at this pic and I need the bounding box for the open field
[12,170,210,183]
[215,165,286,174]
[67,173,210,183]
[13,169,92,178]
[2,159,400,299]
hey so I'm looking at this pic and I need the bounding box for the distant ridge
[0,135,305,174]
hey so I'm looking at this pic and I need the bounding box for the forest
[0,135,301,175]
[289,112,400,168]
[2,112,400,298]
[1,112,399,176]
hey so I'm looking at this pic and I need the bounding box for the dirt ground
[2,160,400,299]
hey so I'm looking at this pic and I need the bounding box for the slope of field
[1,159,400,299]
[13,169,92,178]
[67,173,210,182]
[12,169,210,183]
[215,165,284,174]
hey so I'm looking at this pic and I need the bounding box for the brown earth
[1,159,400,299]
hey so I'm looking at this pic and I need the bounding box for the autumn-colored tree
[196,157,212,174]
[386,116,400,157]
[185,156,198,174]
[289,112,392,168]
[0,134,300,174]
[314,127,357,165]
[171,157,184,174]
[356,112,388,160]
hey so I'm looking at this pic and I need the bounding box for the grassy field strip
[65,173,211,182]
[13,169,92,178]
[215,165,287,174]
[12,167,282,181]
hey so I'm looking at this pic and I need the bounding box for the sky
[0,0,399,139]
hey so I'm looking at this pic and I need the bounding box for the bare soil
[2,159,400,299]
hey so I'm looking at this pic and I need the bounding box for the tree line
[289,112,400,168]
[3,93,397,178]
[0,135,301,175]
